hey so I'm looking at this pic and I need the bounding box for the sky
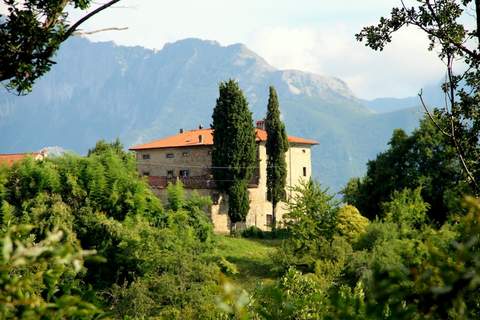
[51,1,453,98]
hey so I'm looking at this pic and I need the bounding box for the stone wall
[146,142,313,233]
[135,146,212,177]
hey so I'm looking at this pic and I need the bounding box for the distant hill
[0,37,423,191]
[363,82,445,113]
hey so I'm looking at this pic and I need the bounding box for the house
[129,121,318,233]
[0,151,47,167]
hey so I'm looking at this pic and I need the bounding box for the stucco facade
[130,128,317,233]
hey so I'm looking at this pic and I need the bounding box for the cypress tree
[211,80,257,225]
[265,86,289,229]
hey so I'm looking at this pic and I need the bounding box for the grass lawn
[215,235,281,290]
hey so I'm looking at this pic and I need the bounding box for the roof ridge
[0,152,39,156]
[129,128,318,151]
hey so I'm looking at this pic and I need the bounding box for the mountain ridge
[0,37,422,191]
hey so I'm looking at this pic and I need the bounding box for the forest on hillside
[2,0,480,319]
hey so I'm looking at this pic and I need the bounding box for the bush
[337,205,369,243]
[241,226,266,238]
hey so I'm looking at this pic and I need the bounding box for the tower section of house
[129,125,318,233]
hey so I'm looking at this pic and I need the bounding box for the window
[182,151,189,157]
[303,167,307,177]
[166,153,174,158]
[142,171,150,176]
[142,154,150,160]
[266,214,273,227]
[179,169,189,178]
[167,170,174,177]
[302,149,306,153]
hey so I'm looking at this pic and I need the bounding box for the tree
[211,80,257,225]
[284,180,339,249]
[356,0,480,194]
[341,115,468,223]
[1,0,120,94]
[265,86,289,229]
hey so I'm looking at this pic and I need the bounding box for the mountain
[363,82,446,113]
[0,37,422,191]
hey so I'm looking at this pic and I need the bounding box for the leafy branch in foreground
[0,0,121,94]
[0,224,99,319]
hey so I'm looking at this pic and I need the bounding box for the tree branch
[418,90,452,138]
[74,27,128,35]
[63,0,121,41]
[445,55,479,192]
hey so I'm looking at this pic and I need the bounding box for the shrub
[337,205,369,243]
[241,226,266,239]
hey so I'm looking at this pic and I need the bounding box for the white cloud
[248,25,446,99]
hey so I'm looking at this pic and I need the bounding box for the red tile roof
[0,153,40,166]
[129,128,318,151]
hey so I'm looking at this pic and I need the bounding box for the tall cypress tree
[265,86,289,229]
[211,80,257,225]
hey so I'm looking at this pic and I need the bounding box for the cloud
[248,24,446,99]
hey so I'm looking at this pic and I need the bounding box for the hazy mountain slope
[363,82,445,113]
[0,37,421,191]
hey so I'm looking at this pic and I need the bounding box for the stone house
[129,121,318,233]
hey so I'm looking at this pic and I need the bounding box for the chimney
[256,119,265,130]
[179,128,184,133]
[199,135,203,143]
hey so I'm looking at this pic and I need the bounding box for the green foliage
[337,205,369,243]
[218,257,239,276]
[265,86,289,229]
[166,180,186,211]
[383,187,430,228]
[241,226,266,239]
[253,268,327,320]
[258,174,480,319]
[216,279,251,320]
[87,138,128,159]
[0,0,118,93]
[342,115,467,223]
[0,140,223,318]
[228,180,251,224]
[0,224,100,319]
[212,79,257,223]
[284,180,339,243]
[353,197,480,319]
[272,180,343,274]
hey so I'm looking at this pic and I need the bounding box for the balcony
[147,175,260,189]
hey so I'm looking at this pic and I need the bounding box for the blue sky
[68,1,446,99]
